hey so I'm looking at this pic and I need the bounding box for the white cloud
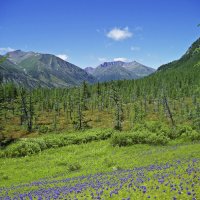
[113,57,128,62]
[0,47,15,55]
[56,54,68,61]
[98,57,107,62]
[106,27,133,41]
[130,46,141,51]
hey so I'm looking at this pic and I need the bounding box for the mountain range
[85,61,155,82]
[0,50,155,87]
[0,50,95,87]
[0,37,199,88]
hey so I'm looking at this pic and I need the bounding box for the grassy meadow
[0,127,200,199]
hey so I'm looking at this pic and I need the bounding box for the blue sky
[0,0,199,69]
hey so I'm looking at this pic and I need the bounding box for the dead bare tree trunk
[163,96,175,127]
[20,89,34,132]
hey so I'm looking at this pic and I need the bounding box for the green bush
[135,122,198,141]
[111,132,134,147]
[2,175,9,180]
[176,125,193,136]
[29,138,47,150]
[165,127,180,139]
[145,133,169,145]
[111,130,169,147]
[0,129,114,158]
[103,157,115,167]
[68,162,81,172]
[192,118,200,130]
[131,131,149,144]
[38,125,49,134]
[44,137,64,148]
[189,130,200,141]
[0,151,3,158]
[62,135,77,145]
[4,140,41,157]
[171,125,199,140]
[97,130,113,140]
[85,135,98,142]
[133,121,171,138]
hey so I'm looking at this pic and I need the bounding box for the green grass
[0,128,200,199]
[0,137,199,188]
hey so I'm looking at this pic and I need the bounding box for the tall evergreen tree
[81,81,90,110]
[73,90,90,130]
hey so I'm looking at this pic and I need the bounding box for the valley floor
[0,135,200,199]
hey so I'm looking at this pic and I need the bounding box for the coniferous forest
[1,38,200,145]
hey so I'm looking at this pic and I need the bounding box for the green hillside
[0,55,44,87]
[158,37,200,71]
[116,37,200,98]
[18,53,96,87]
[1,50,96,88]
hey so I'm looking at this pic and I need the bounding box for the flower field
[0,140,200,199]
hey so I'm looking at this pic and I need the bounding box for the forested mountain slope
[114,37,200,98]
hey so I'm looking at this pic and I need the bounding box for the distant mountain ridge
[0,50,156,87]
[84,67,95,74]
[1,37,199,89]
[0,55,43,87]
[0,50,96,87]
[85,60,155,82]
[7,50,37,64]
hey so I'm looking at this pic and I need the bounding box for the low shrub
[145,133,169,145]
[103,158,116,168]
[44,137,64,148]
[2,175,9,180]
[28,138,47,150]
[111,130,169,147]
[68,162,81,172]
[192,118,200,130]
[133,121,171,138]
[3,140,41,157]
[0,129,114,158]
[97,130,113,140]
[173,125,200,141]
[111,132,134,147]
[132,122,198,141]
[38,125,49,134]
[189,130,200,141]
[176,125,193,136]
